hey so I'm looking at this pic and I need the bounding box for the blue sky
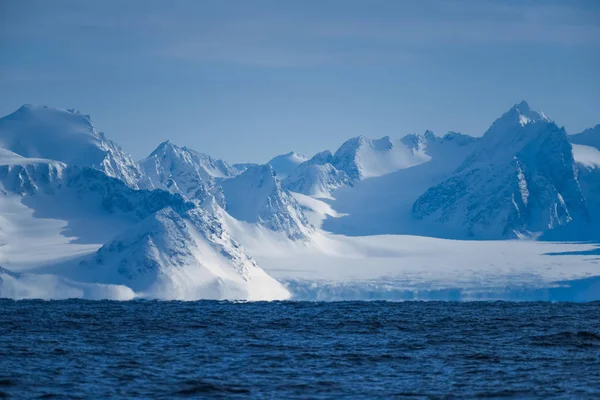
[1,0,599,163]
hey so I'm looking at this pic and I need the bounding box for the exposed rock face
[140,140,236,203]
[570,124,600,150]
[284,150,352,198]
[413,102,588,239]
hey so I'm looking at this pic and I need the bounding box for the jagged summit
[400,130,437,151]
[414,102,586,239]
[307,150,334,164]
[284,150,351,199]
[148,140,175,158]
[145,140,235,179]
[140,141,236,202]
[485,101,552,137]
[456,102,558,172]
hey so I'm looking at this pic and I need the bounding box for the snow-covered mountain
[221,164,313,240]
[140,140,236,202]
[0,154,289,299]
[565,124,600,239]
[413,101,588,239]
[232,162,259,173]
[267,151,308,179]
[2,101,600,301]
[284,131,473,199]
[570,124,600,150]
[0,105,148,189]
[283,150,352,199]
[139,142,313,240]
[78,206,289,300]
[0,106,290,300]
[332,135,431,180]
[0,148,66,196]
[320,130,479,235]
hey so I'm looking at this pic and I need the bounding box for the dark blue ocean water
[1,301,600,399]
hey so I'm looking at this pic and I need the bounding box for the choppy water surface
[1,301,599,399]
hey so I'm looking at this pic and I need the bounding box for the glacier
[1,101,600,301]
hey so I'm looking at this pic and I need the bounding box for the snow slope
[258,234,600,301]
[0,151,288,300]
[332,135,432,180]
[221,164,313,240]
[284,151,352,199]
[220,204,600,302]
[267,151,308,179]
[73,207,289,300]
[284,132,447,199]
[0,105,147,189]
[572,144,600,169]
[322,131,478,236]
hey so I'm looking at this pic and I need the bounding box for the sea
[1,300,599,399]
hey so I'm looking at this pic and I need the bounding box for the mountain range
[1,101,599,300]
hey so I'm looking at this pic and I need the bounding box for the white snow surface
[283,132,450,199]
[2,102,600,301]
[0,105,147,189]
[572,144,600,169]
[267,151,308,179]
[284,151,351,199]
[223,204,600,301]
[332,134,432,180]
[0,150,289,300]
[322,131,478,236]
[221,164,313,240]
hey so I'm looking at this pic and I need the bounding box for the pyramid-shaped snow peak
[221,164,313,240]
[140,141,236,201]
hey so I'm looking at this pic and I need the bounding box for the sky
[1,0,599,163]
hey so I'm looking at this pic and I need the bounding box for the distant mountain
[232,162,259,173]
[331,135,432,180]
[0,148,66,196]
[284,131,470,198]
[267,151,308,179]
[284,150,352,199]
[0,153,288,299]
[140,140,236,203]
[2,100,600,300]
[413,101,588,239]
[319,130,479,236]
[570,124,600,150]
[0,108,289,300]
[221,164,313,240]
[0,105,147,189]
[566,128,600,239]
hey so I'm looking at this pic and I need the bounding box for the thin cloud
[1,0,599,68]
